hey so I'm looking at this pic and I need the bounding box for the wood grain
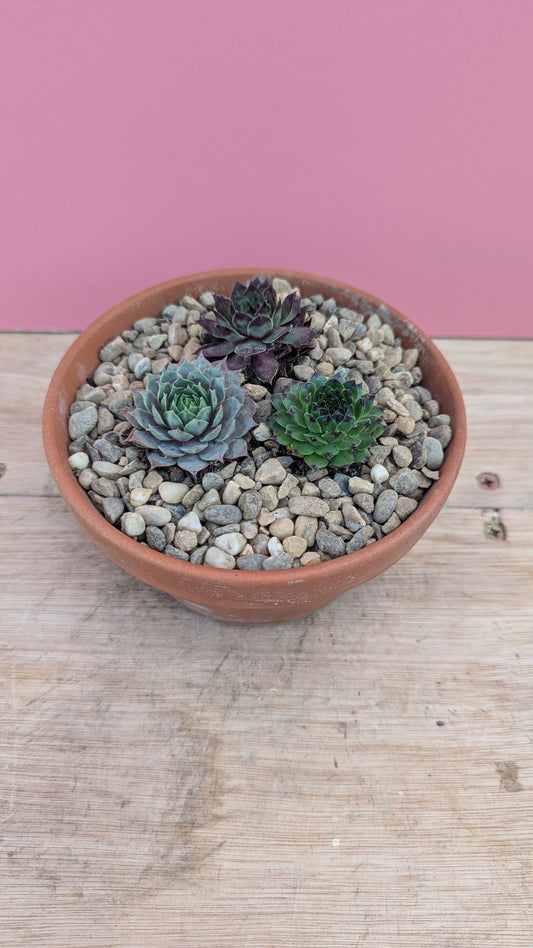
[1,334,532,946]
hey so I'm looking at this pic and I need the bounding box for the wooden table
[1,335,532,947]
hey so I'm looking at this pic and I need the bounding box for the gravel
[67,278,452,569]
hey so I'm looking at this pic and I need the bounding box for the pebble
[214,532,247,556]
[233,473,256,490]
[283,535,307,557]
[370,464,389,485]
[342,503,365,532]
[348,476,374,495]
[373,489,398,524]
[134,316,157,332]
[395,496,419,520]
[288,496,329,517]
[158,481,189,504]
[68,405,98,440]
[294,516,318,546]
[236,554,267,570]
[202,472,225,491]
[102,496,125,524]
[130,487,153,506]
[381,512,402,534]
[99,336,128,362]
[301,551,322,566]
[325,347,352,366]
[145,525,166,551]
[316,528,345,558]
[69,452,89,470]
[204,504,242,525]
[345,532,366,553]
[241,521,258,539]
[318,477,341,498]
[196,488,221,511]
[222,480,241,505]
[259,485,279,511]
[429,424,452,449]
[389,469,419,497]
[93,461,124,481]
[121,512,145,537]
[78,469,97,489]
[92,477,119,498]
[255,458,287,485]
[190,546,207,565]
[263,553,294,570]
[92,438,122,463]
[267,537,284,556]
[392,445,413,468]
[278,472,300,499]
[253,423,272,442]
[175,511,200,534]
[423,436,445,470]
[164,545,189,561]
[174,529,198,552]
[134,505,172,526]
[269,518,294,540]
[353,492,374,514]
[93,363,115,385]
[238,490,262,520]
[97,407,115,434]
[182,485,204,507]
[204,547,235,569]
[144,470,163,490]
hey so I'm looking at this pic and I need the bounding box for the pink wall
[1,0,532,336]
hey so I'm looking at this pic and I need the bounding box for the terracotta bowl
[43,269,466,624]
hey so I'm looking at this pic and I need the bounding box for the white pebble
[121,512,145,537]
[130,487,153,506]
[68,452,89,471]
[371,464,389,485]
[268,536,284,556]
[204,547,236,569]
[222,480,241,505]
[177,511,202,534]
[158,481,189,504]
[214,533,247,556]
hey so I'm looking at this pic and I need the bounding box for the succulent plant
[270,368,383,469]
[198,276,317,384]
[124,355,256,475]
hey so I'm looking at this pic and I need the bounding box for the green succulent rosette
[125,355,256,475]
[270,368,383,468]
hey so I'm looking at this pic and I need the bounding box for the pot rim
[42,267,467,588]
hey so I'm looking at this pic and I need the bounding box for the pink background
[1,0,532,336]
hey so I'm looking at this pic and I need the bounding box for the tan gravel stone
[269,518,294,540]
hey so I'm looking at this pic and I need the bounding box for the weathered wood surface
[1,334,532,947]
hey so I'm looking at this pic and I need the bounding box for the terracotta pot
[43,269,466,624]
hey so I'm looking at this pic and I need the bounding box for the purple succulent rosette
[125,355,256,475]
[198,276,317,384]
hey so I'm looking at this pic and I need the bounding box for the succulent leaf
[124,355,256,475]
[199,277,318,384]
[270,368,383,469]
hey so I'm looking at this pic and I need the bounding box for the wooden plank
[1,334,532,946]
[437,339,533,510]
[0,333,77,497]
[1,492,532,945]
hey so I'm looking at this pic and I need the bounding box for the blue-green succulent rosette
[270,368,384,469]
[125,355,256,475]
